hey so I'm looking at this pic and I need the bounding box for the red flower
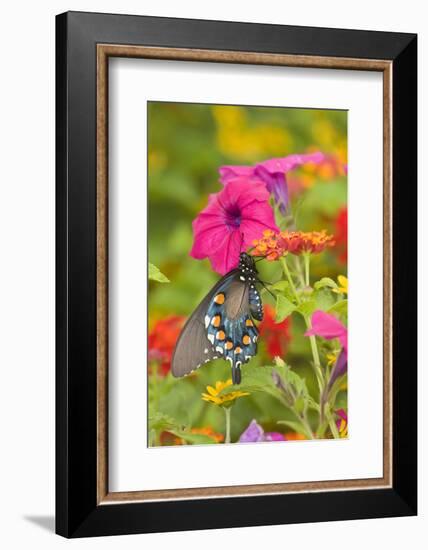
[259,304,291,358]
[335,207,348,264]
[148,315,186,376]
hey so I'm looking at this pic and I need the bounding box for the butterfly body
[172,253,263,384]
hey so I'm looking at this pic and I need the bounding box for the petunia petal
[239,419,265,443]
[265,432,286,441]
[305,310,348,354]
[220,178,271,210]
[257,152,325,175]
[208,229,243,275]
[219,165,256,184]
[254,166,289,214]
[190,178,278,274]
[327,348,348,391]
[190,216,229,259]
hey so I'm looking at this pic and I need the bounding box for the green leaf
[270,280,290,292]
[294,396,306,415]
[314,277,338,290]
[296,299,316,317]
[279,363,309,399]
[307,396,320,412]
[275,294,296,323]
[148,411,177,432]
[221,364,289,403]
[314,289,336,311]
[149,262,170,283]
[170,430,218,445]
[328,299,348,317]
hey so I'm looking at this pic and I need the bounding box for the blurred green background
[148,102,347,444]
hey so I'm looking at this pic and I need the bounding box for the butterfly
[172,252,264,385]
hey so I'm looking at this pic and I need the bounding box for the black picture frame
[56,10,417,538]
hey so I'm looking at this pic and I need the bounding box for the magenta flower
[335,409,348,437]
[220,152,324,215]
[190,178,278,274]
[305,310,348,355]
[239,419,286,443]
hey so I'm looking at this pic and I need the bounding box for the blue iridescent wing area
[204,276,261,384]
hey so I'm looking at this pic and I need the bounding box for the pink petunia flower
[219,152,324,214]
[305,310,347,355]
[190,178,278,274]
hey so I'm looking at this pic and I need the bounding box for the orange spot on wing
[212,315,221,328]
[214,293,225,305]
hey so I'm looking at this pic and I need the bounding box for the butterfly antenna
[260,280,276,301]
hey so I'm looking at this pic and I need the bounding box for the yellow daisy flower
[333,275,348,295]
[201,379,250,407]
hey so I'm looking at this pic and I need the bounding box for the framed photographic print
[56,11,417,538]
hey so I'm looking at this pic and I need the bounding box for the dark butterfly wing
[171,270,239,378]
[205,275,261,384]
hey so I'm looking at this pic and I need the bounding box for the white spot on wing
[205,315,210,328]
[208,334,215,344]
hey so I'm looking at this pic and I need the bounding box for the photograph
[147,101,348,446]
[0,2,418,546]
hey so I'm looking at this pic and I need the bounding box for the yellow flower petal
[326,352,338,367]
[206,385,217,397]
[333,275,348,295]
[337,275,348,289]
[214,381,221,391]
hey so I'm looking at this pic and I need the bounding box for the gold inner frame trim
[96,44,393,505]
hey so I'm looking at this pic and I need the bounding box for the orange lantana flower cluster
[252,229,335,260]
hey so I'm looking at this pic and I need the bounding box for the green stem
[224,407,232,444]
[294,410,314,440]
[303,254,311,287]
[328,416,340,439]
[293,256,306,288]
[279,256,300,304]
[304,316,324,399]
[280,254,329,436]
